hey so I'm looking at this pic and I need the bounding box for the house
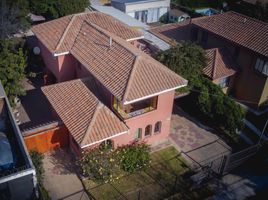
[169,9,190,23]
[111,0,170,23]
[24,11,187,155]
[203,48,237,94]
[150,11,268,108]
[91,5,149,30]
[0,83,37,200]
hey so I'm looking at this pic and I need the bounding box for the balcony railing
[113,96,157,119]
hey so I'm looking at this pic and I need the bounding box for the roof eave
[80,130,129,148]
[123,82,188,105]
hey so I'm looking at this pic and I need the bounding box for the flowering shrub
[119,143,151,173]
[80,143,151,182]
[79,146,122,183]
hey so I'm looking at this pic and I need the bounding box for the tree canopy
[0,39,27,104]
[155,42,245,135]
[0,0,30,39]
[155,42,206,80]
[29,0,89,20]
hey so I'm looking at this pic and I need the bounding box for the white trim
[53,51,69,57]
[126,36,144,42]
[0,169,36,184]
[123,84,188,105]
[81,130,128,149]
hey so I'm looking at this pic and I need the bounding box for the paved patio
[170,106,232,170]
[43,148,90,200]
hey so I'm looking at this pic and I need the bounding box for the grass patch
[150,146,180,164]
[89,183,121,200]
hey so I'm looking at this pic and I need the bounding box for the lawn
[83,146,191,200]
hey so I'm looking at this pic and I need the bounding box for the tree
[155,42,206,80]
[29,0,89,20]
[0,39,27,104]
[155,42,245,136]
[0,0,30,39]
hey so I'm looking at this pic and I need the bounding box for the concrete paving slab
[43,148,90,200]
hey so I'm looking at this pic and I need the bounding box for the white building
[111,0,170,23]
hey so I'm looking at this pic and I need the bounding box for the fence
[84,155,213,200]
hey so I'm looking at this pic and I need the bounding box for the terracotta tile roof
[32,11,142,54]
[149,20,192,45]
[71,22,187,102]
[203,48,237,80]
[192,11,268,57]
[41,79,128,147]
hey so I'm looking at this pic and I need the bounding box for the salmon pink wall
[39,42,60,80]
[57,54,77,82]
[39,41,77,82]
[112,91,175,147]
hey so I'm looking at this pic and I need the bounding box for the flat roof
[92,6,149,29]
[0,82,35,181]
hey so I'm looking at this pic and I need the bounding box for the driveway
[43,148,90,200]
[170,106,232,171]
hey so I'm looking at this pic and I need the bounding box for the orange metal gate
[23,124,69,153]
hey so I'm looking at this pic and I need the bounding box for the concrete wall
[125,0,170,13]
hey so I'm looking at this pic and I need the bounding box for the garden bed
[83,146,193,200]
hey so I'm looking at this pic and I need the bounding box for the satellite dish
[33,47,41,55]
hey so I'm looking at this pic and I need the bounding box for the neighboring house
[90,6,170,52]
[169,9,190,23]
[91,5,149,30]
[26,11,187,155]
[203,48,237,94]
[0,83,36,200]
[111,0,170,23]
[150,11,268,108]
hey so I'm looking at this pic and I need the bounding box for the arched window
[134,128,142,140]
[145,125,152,137]
[154,121,162,133]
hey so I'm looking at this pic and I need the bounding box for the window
[144,125,152,137]
[134,128,142,140]
[255,58,268,76]
[154,121,162,133]
[219,76,230,88]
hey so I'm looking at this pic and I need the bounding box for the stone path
[170,106,231,170]
[43,148,90,200]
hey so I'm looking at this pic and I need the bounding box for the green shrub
[119,143,150,173]
[30,151,45,183]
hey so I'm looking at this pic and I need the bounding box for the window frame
[219,76,231,88]
[254,57,268,76]
[134,128,142,140]
[144,125,152,137]
[154,121,162,134]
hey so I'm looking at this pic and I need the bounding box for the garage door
[24,125,69,153]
